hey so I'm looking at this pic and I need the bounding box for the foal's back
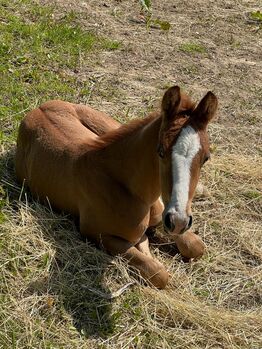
[15,100,119,213]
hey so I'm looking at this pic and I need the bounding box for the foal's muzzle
[164,212,193,234]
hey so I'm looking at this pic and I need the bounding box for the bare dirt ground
[1,0,262,348]
[40,0,261,126]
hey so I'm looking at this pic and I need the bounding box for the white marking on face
[169,126,201,216]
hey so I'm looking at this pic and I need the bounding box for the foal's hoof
[143,261,169,289]
[147,268,169,289]
[174,230,205,260]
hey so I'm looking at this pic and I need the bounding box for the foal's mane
[92,112,160,149]
[92,92,196,150]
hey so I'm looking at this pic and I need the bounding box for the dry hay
[1,126,261,349]
[1,0,262,348]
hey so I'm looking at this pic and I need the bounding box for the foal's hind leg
[101,235,169,289]
[73,104,120,136]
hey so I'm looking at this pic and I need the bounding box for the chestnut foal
[15,86,217,288]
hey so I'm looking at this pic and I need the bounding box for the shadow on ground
[1,149,185,338]
[1,149,120,338]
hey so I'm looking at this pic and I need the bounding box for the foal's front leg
[146,198,164,236]
[101,235,169,289]
[135,233,151,257]
[149,198,164,227]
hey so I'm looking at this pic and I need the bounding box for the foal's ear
[161,86,181,120]
[158,86,181,158]
[193,91,218,128]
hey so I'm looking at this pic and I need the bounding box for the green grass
[179,42,206,54]
[250,10,262,22]
[0,7,123,344]
[0,1,262,349]
[0,0,120,146]
[0,186,7,223]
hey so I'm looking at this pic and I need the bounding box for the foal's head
[158,86,218,235]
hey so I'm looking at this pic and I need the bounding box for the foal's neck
[105,114,162,205]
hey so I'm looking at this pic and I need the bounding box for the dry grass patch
[1,146,261,348]
[1,199,262,348]
[1,0,262,348]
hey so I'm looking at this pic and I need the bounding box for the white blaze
[169,126,201,215]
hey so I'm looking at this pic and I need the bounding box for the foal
[15,86,218,288]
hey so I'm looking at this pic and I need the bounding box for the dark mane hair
[93,112,160,149]
[90,91,195,151]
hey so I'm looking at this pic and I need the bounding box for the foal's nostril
[188,215,193,228]
[164,213,175,231]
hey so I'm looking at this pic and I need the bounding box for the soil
[38,0,261,160]
[15,1,261,346]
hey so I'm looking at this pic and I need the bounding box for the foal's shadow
[1,149,184,337]
[1,149,126,338]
